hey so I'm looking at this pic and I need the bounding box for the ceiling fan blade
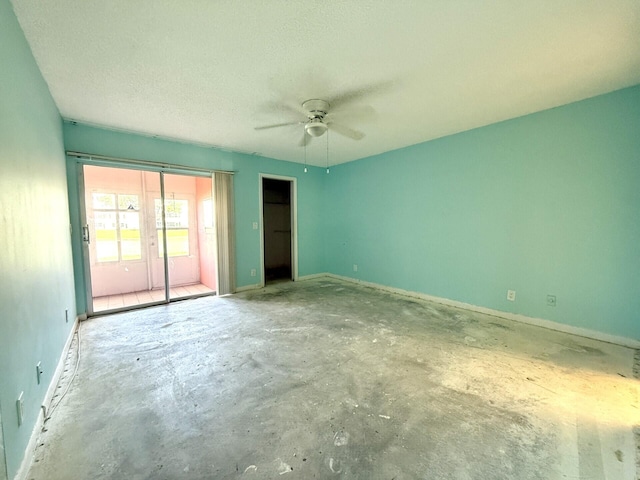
[328,122,365,141]
[327,80,395,110]
[298,132,312,147]
[325,104,376,122]
[254,121,303,131]
[264,101,309,118]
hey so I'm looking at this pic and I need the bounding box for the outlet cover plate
[507,290,516,302]
[547,295,557,307]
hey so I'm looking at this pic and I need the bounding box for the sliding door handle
[82,225,90,243]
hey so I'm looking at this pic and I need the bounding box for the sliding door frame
[74,155,228,316]
[77,164,96,316]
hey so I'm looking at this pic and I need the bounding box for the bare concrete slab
[27,278,639,479]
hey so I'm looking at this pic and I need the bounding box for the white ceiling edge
[63,79,637,169]
[11,0,640,167]
[63,118,262,158]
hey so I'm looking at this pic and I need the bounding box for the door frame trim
[258,174,298,287]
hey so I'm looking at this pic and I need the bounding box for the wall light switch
[353,264,358,272]
[250,269,257,277]
[547,295,556,307]
[252,222,258,230]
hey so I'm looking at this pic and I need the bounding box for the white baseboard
[235,273,328,292]
[235,283,262,293]
[13,317,79,480]
[296,273,328,281]
[322,273,640,349]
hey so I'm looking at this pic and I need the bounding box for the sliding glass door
[81,165,217,314]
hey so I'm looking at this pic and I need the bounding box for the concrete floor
[28,278,639,479]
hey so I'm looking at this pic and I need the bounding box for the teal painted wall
[1,0,636,475]
[325,86,640,340]
[0,0,77,477]
[63,123,326,314]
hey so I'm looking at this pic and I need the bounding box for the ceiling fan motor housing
[302,99,330,116]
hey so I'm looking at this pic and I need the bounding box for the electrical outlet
[65,308,69,323]
[252,222,258,230]
[353,264,358,272]
[16,392,24,426]
[36,362,43,385]
[547,295,557,307]
[507,290,516,302]
[250,269,257,277]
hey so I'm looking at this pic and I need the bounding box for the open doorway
[261,176,296,284]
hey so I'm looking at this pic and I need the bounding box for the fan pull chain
[304,129,308,173]
[326,130,330,174]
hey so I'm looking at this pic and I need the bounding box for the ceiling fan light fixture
[305,120,328,137]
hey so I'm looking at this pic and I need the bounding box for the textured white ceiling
[10,0,640,166]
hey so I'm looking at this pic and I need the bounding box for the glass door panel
[163,173,215,300]
[82,165,166,313]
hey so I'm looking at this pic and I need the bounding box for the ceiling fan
[255,98,368,147]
